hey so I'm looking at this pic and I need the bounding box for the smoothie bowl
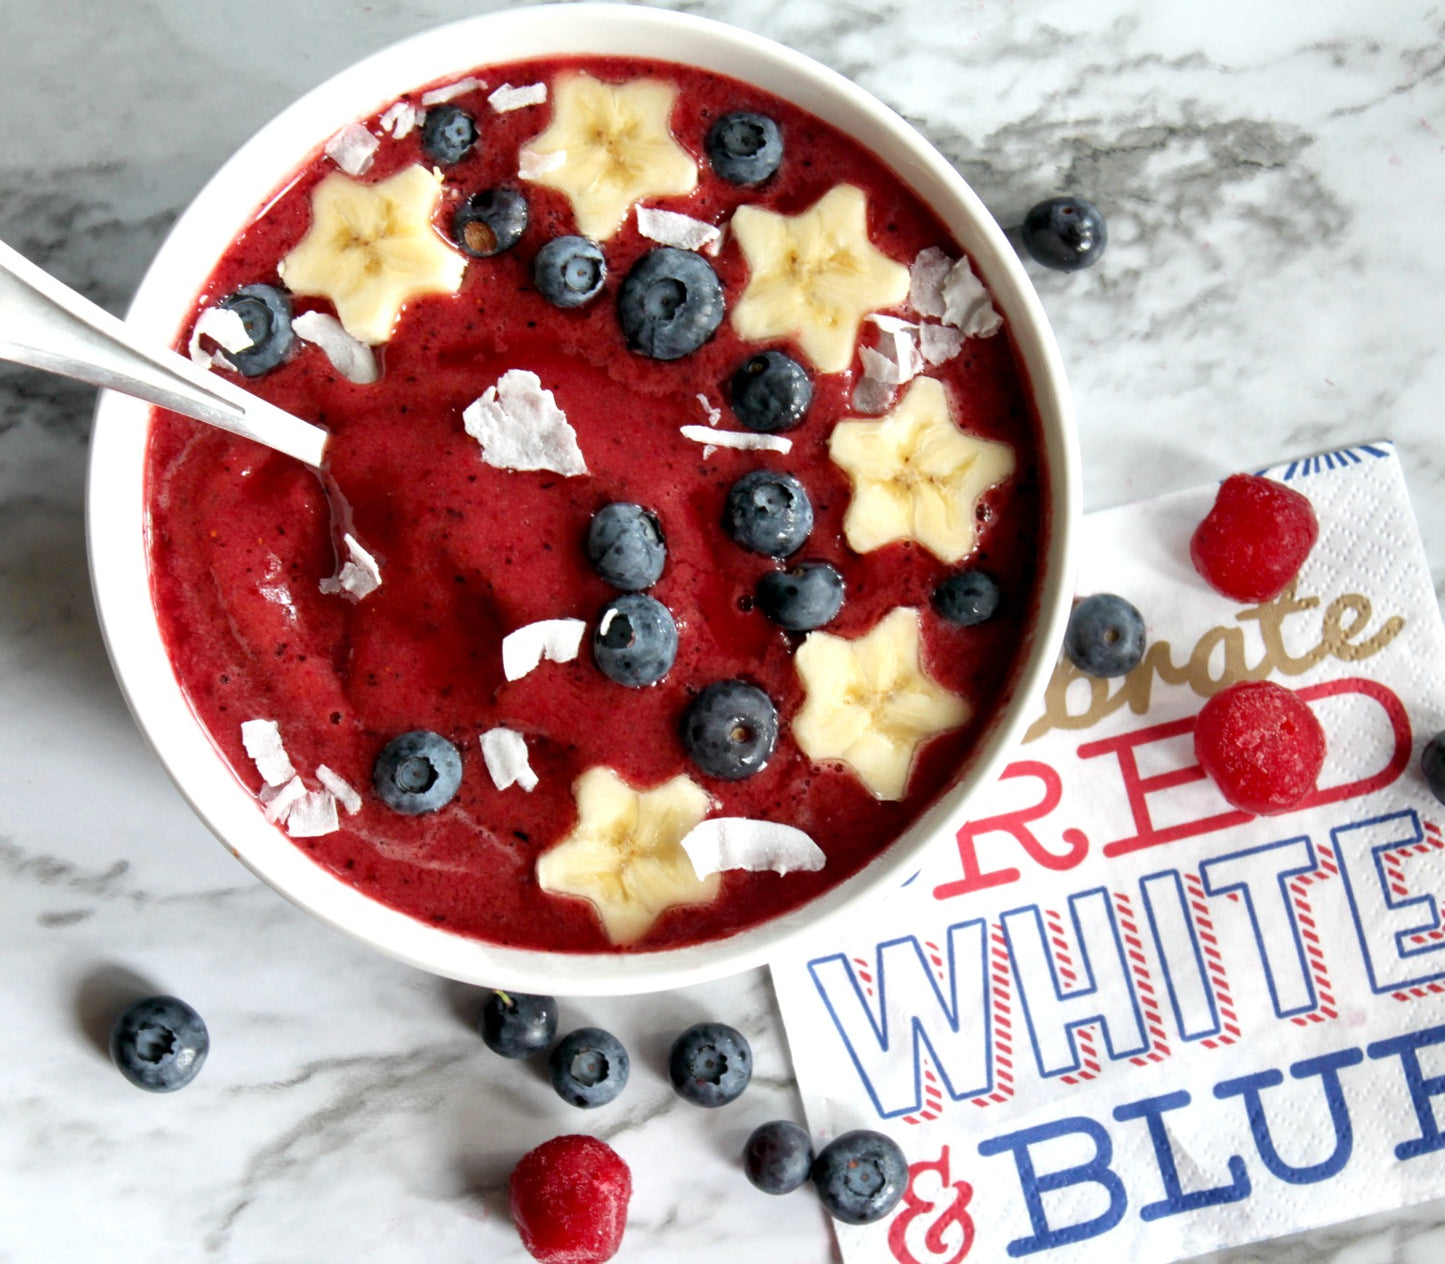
[86,5,1078,995]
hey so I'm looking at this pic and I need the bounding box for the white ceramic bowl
[87,3,1078,995]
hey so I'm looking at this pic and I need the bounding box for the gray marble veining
[2,1,1443,1261]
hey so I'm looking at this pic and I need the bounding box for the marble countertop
[2,1,1443,1260]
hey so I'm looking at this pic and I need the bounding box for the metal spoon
[0,238,329,468]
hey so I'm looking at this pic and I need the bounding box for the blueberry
[534,235,606,307]
[453,187,528,257]
[480,990,558,1059]
[594,594,677,687]
[1423,732,1445,804]
[216,284,294,377]
[681,680,778,781]
[1064,593,1146,678]
[932,569,1001,626]
[587,502,666,591]
[729,350,813,433]
[706,112,784,186]
[618,247,725,360]
[421,104,478,165]
[668,1021,752,1107]
[110,995,209,1092]
[723,470,814,558]
[1021,196,1107,272]
[756,562,844,632]
[549,1027,629,1108]
[373,729,463,813]
[744,1121,814,1195]
[811,1130,909,1224]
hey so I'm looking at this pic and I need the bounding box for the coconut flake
[379,100,421,139]
[850,375,896,415]
[187,305,253,369]
[463,369,587,476]
[480,727,539,792]
[941,257,1002,337]
[519,148,567,179]
[293,310,380,385]
[421,77,481,106]
[320,532,382,601]
[261,774,308,823]
[919,322,966,365]
[679,425,791,454]
[241,718,296,787]
[910,246,953,320]
[324,122,380,176]
[681,818,826,879]
[489,81,547,112]
[316,765,363,815]
[502,618,587,682]
[636,206,722,254]
[286,789,340,837]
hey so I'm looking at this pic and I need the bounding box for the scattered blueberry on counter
[729,350,813,433]
[756,561,844,632]
[706,111,784,185]
[110,995,209,1092]
[1064,593,1146,678]
[811,1130,909,1224]
[421,104,478,164]
[549,1027,630,1108]
[453,187,529,257]
[744,1120,814,1195]
[668,1021,752,1107]
[373,730,463,814]
[480,990,559,1059]
[534,235,607,307]
[1020,195,1107,271]
[723,470,814,558]
[593,593,678,686]
[217,284,294,377]
[681,680,779,780]
[617,247,725,360]
[587,502,666,591]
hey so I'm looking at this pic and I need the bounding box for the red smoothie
[145,55,1046,953]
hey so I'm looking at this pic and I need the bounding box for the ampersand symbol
[888,1145,974,1264]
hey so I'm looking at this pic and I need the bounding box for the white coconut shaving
[681,818,826,880]
[859,328,923,387]
[941,257,1002,336]
[261,774,308,823]
[489,81,547,112]
[241,718,296,787]
[502,618,587,682]
[316,765,363,815]
[919,322,966,365]
[324,122,380,176]
[850,375,896,415]
[187,305,253,370]
[679,425,791,454]
[320,532,382,601]
[636,206,723,255]
[285,789,340,837]
[518,148,567,179]
[480,727,539,792]
[695,393,722,427]
[909,246,953,320]
[463,369,587,476]
[421,77,481,106]
[293,310,380,385]
[379,100,422,139]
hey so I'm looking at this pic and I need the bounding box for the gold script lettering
[1025,580,1405,743]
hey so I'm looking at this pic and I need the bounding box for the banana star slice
[278,164,465,345]
[792,606,970,801]
[829,375,1015,563]
[519,72,698,242]
[536,767,719,945]
[730,183,911,374]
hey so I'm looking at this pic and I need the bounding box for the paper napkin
[772,441,1445,1263]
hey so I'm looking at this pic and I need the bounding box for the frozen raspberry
[1194,680,1326,815]
[509,1135,631,1264]
[1189,473,1319,603]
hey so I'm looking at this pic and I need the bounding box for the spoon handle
[0,238,328,468]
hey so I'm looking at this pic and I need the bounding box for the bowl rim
[86,2,1079,995]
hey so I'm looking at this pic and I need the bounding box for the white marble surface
[2,1,1443,1260]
